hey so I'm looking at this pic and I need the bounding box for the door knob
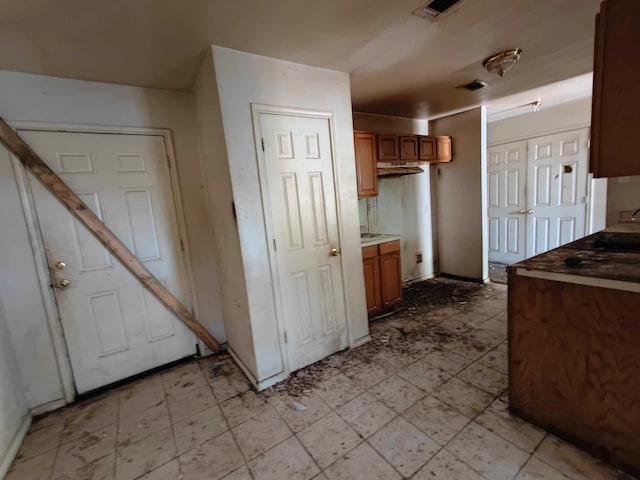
[518,209,527,214]
[57,279,71,289]
[527,209,534,215]
[330,248,342,257]
[55,261,66,270]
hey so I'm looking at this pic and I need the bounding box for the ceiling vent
[458,80,489,91]
[413,0,464,19]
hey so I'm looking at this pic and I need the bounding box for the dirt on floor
[255,277,493,397]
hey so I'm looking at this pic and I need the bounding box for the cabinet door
[362,256,382,315]
[354,132,378,198]
[419,136,436,161]
[380,252,402,308]
[378,135,399,163]
[590,0,640,177]
[399,136,419,162]
[436,136,452,162]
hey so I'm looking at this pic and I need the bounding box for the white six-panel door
[259,113,348,372]
[487,141,528,264]
[487,128,590,264]
[526,129,589,257]
[25,131,196,394]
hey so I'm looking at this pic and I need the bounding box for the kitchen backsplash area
[607,175,640,226]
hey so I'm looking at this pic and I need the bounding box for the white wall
[489,97,608,234]
[192,52,256,376]
[0,70,224,408]
[353,113,435,283]
[205,46,369,383]
[430,108,488,281]
[606,176,640,225]
[488,97,592,144]
[0,291,30,479]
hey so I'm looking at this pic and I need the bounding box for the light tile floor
[7,280,637,480]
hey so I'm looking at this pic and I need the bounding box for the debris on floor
[264,277,498,397]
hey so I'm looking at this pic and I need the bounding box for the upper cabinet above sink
[354,130,452,198]
[590,0,640,177]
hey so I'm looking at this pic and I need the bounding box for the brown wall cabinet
[362,240,402,317]
[399,136,419,163]
[377,134,400,163]
[354,132,378,198]
[591,0,640,177]
[419,136,436,161]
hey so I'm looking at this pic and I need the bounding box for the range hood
[377,166,425,177]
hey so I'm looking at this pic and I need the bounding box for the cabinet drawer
[362,244,379,259]
[379,240,400,255]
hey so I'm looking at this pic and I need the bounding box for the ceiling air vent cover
[458,80,489,91]
[413,0,464,18]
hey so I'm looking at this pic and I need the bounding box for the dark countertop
[510,224,640,285]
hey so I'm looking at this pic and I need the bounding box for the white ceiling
[0,0,601,118]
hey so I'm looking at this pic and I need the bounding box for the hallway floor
[6,279,635,480]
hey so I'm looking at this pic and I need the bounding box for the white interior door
[487,141,528,264]
[24,130,196,394]
[526,129,590,257]
[259,112,348,372]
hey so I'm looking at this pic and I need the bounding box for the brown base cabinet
[362,240,402,317]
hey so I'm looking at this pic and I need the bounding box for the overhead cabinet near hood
[355,129,452,198]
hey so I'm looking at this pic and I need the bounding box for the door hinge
[261,138,265,152]
[272,238,277,251]
[284,331,288,343]
[586,139,591,149]
[179,239,184,252]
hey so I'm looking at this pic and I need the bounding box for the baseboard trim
[0,413,31,480]
[351,334,371,349]
[31,398,66,417]
[402,273,435,287]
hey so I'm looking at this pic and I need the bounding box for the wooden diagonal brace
[0,118,221,353]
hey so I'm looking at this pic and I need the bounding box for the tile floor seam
[363,436,429,479]
[114,391,122,480]
[165,368,187,480]
[273,389,352,475]
[365,418,447,479]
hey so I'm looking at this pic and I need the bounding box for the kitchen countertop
[360,233,402,247]
[511,223,640,287]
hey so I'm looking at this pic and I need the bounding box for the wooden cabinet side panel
[436,136,452,162]
[363,256,381,315]
[509,271,640,474]
[380,252,402,307]
[590,9,605,177]
[354,132,378,198]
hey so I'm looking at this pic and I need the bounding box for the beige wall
[353,112,435,283]
[0,70,224,409]
[430,108,488,281]
[0,291,29,478]
[488,97,592,144]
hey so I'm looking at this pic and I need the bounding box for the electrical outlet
[416,252,423,264]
